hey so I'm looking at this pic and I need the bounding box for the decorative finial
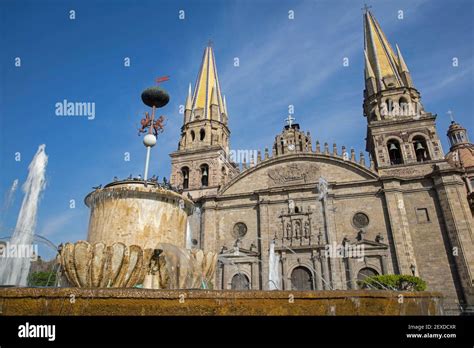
[208,39,214,47]
[155,75,170,84]
[285,114,295,127]
[361,3,372,13]
[447,110,455,123]
[138,83,170,182]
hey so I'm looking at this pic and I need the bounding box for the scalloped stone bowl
[60,241,152,288]
[59,241,218,289]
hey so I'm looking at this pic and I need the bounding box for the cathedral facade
[169,10,474,314]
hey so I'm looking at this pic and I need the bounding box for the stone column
[201,200,219,287]
[251,261,259,290]
[281,251,289,290]
[217,262,224,290]
[201,200,218,252]
[257,197,270,290]
[433,171,474,308]
[381,255,388,275]
[312,250,323,290]
[322,195,340,288]
[321,254,330,290]
[222,263,229,290]
[381,180,418,275]
[346,257,357,290]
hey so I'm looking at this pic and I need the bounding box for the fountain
[57,85,217,289]
[0,145,48,286]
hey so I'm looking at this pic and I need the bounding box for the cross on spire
[286,114,295,127]
[361,3,372,12]
[447,110,455,122]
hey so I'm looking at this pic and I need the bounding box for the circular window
[352,212,369,229]
[232,222,248,238]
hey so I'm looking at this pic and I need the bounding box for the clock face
[288,144,295,151]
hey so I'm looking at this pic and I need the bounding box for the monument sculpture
[58,84,218,289]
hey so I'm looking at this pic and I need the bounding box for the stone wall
[0,288,443,316]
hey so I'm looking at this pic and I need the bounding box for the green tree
[28,271,57,287]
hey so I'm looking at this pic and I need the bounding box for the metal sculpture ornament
[137,78,170,181]
[138,112,166,137]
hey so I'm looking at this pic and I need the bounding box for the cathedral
[169,9,474,314]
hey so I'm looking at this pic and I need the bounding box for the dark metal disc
[141,87,170,108]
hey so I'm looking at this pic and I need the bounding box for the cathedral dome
[446,145,474,169]
[445,120,474,169]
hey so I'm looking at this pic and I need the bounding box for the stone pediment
[219,154,378,195]
[219,247,259,258]
[354,239,388,249]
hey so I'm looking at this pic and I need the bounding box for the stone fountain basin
[0,288,443,316]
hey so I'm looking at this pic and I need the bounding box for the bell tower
[362,9,444,169]
[170,44,237,198]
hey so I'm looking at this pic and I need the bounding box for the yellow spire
[364,50,375,80]
[185,83,192,110]
[396,44,409,72]
[191,45,225,119]
[363,10,403,89]
[210,83,218,105]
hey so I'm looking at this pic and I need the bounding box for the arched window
[412,136,430,162]
[385,99,394,116]
[449,134,456,147]
[387,139,403,165]
[190,130,195,141]
[200,129,206,141]
[200,164,209,187]
[231,273,250,290]
[291,266,314,290]
[399,97,409,116]
[181,167,189,189]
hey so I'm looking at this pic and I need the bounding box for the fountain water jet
[3,179,19,211]
[0,145,48,286]
[185,219,192,249]
[268,240,281,290]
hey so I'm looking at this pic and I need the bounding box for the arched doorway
[231,273,250,290]
[357,267,379,289]
[291,266,314,290]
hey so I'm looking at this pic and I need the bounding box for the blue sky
[1,0,473,257]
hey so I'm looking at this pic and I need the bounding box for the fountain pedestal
[85,181,193,249]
